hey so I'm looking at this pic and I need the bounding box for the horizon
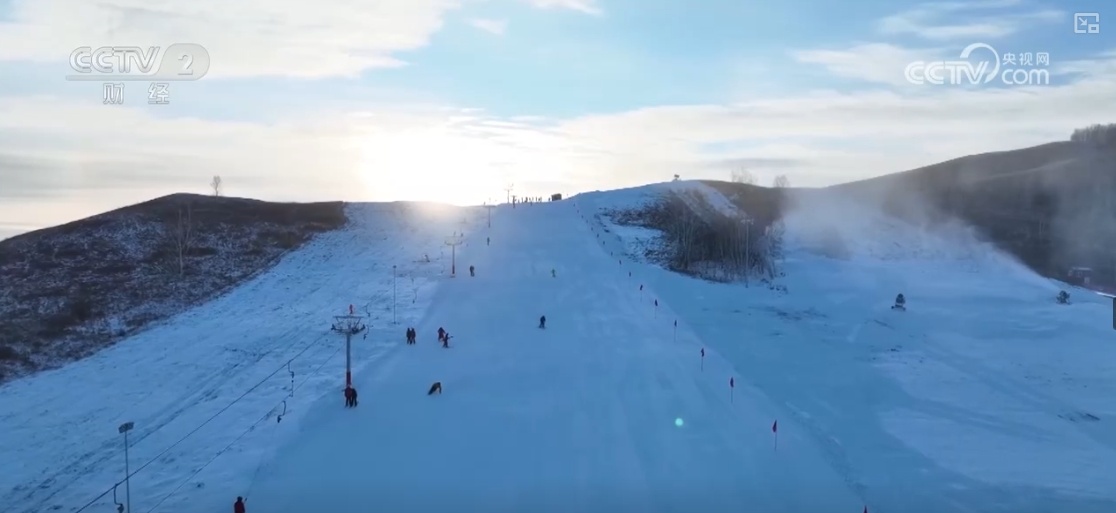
[1,0,1114,239]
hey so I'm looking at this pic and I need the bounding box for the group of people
[344,385,359,407]
[404,326,453,347]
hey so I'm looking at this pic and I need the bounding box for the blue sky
[0,0,1114,237]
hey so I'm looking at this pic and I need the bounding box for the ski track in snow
[3,183,1116,513]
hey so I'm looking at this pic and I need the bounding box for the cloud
[523,0,602,15]
[878,0,1063,40]
[792,43,936,86]
[469,18,508,35]
[0,0,464,78]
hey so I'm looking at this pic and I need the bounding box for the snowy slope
[245,199,863,513]
[4,183,1114,513]
[0,202,483,513]
[576,182,1116,513]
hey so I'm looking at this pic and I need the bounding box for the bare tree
[730,168,756,185]
[170,203,196,276]
[210,175,223,197]
[773,175,791,188]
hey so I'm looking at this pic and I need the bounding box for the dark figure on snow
[405,327,414,344]
[234,496,246,513]
[539,315,546,329]
[892,293,906,310]
[442,332,451,348]
[1057,290,1070,304]
[486,237,490,246]
[469,265,475,277]
[344,386,358,407]
[437,327,446,343]
[428,381,443,395]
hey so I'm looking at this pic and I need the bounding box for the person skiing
[234,496,246,513]
[344,386,354,407]
[486,236,490,246]
[442,332,451,348]
[551,269,556,278]
[539,315,546,329]
[428,381,443,395]
[892,293,906,310]
[469,265,475,277]
[437,327,446,343]
[1057,290,1070,304]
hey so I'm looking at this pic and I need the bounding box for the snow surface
[3,183,1115,513]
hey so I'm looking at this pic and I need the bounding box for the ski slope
[245,198,862,512]
[577,183,1116,513]
[2,183,1115,513]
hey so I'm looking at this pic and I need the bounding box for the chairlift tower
[445,232,464,277]
[484,203,496,228]
[331,312,366,387]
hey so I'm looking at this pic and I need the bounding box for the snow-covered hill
[1,184,1113,513]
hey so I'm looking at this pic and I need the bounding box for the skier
[428,381,443,395]
[469,265,475,277]
[344,386,354,407]
[350,387,359,407]
[892,293,906,311]
[442,332,451,348]
[551,269,556,278]
[437,327,446,343]
[1057,290,1070,304]
[486,236,490,246]
[539,315,546,329]
[234,497,246,513]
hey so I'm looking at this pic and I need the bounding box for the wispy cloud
[523,0,602,16]
[878,0,1063,40]
[469,18,508,35]
[792,43,935,86]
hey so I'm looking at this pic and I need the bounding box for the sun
[355,129,506,206]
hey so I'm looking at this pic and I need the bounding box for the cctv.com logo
[905,43,1051,86]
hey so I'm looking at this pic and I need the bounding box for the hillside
[677,136,1116,290]
[825,140,1116,286]
[0,194,347,383]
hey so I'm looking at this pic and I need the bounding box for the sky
[0,0,1113,238]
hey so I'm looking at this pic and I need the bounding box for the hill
[825,139,1116,288]
[672,132,1116,291]
[0,194,346,383]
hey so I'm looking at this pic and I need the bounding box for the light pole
[392,265,397,324]
[118,421,134,513]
